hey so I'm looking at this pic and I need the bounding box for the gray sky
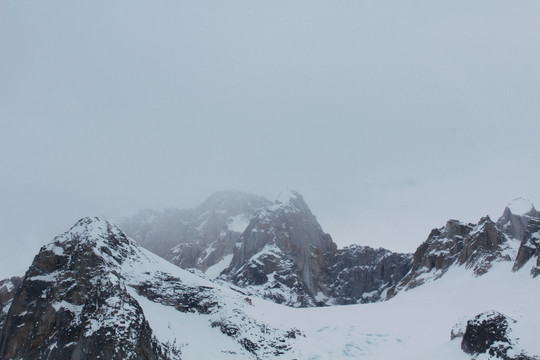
[1,0,539,279]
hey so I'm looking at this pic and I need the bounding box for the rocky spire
[224,190,336,306]
[497,198,539,241]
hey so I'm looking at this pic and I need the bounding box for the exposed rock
[0,276,22,331]
[223,190,413,307]
[460,311,538,360]
[123,190,414,307]
[0,217,172,360]
[512,217,540,277]
[223,190,336,307]
[121,190,271,273]
[0,217,301,360]
[461,216,512,275]
[125,191,537,309]
[388,215,520,297]
[326,245,412,304]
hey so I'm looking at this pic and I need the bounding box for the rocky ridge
[123,190,414,307]
[0,276,21,333]
[388,198,540,297]
[326,245,412,304]
[121,191,271,273]
[0,217,301,360]
[223,190,413,306]
[0,197,539,359]
[123,192,539,307]
[512,218,540,277]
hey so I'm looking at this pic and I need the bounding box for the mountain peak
[61,217,124,244]
[505,198,536,216]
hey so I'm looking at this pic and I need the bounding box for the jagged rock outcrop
[497,198,540,277]
[388,199,540,299]
[326,245,412,304]
[121,190,271,273]
[460,311,538,360]
[0,218,173,360]
[223,190,337,307]
[512,217,540,277]
[0,217,301,360]
[223,190,413,307]
[123,189,414,307]
[124,190,538,308]
[461,216,514,275]
[388,215,518,297]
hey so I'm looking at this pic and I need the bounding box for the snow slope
[239,260,539,360]
[131,245,539,359]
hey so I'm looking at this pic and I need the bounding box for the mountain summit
[223,190,336,306]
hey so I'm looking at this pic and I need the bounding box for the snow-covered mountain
[223,190,412,306]
[0,217,301,359]
[123,190,413,307]
[1,215,539,359]
[122,192,540,310]
[223,189,337,307]
[0,276,21,333]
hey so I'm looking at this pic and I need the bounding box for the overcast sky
[1,0,539,279]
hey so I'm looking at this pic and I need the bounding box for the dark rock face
[0,217,302,359]
[224,190,337,307]
[0,218,174,360]
[224,190,413,307]
[512,217,540,277]
[121,190,271,272]
[388,200,540,299]
[461,311,513,356]
[388,215,519,297]
[461,311,538,360]
[326,245,412,304]
[461,216,511,275]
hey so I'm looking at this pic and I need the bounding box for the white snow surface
[129,244,540,359]
[204,254,233,279]
[507,197,535,215]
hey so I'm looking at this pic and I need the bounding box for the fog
[1,0,539,279]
